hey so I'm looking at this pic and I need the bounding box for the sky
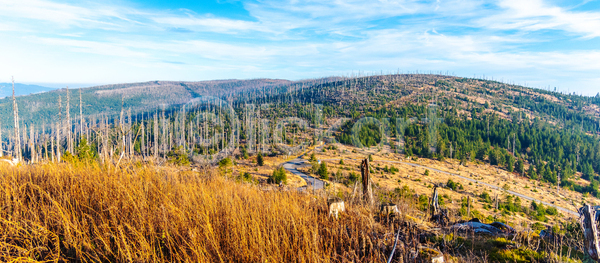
[0,0,600,95]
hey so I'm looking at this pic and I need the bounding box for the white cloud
[0,0,146,31]
[34,37,148,58]
[0,0,599,94]
[151,16,272,34]
[0,23,17,31]
[481,0,600,38]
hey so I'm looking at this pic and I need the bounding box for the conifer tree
[257,152,264,166]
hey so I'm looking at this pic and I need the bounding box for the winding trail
[283,158,325,190]
[282,147,325,190]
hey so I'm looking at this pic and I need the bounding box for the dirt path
[283,159,325,190]
[281,144,326,190]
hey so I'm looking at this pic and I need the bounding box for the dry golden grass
[310,144,588,228]
[0,161,393,262]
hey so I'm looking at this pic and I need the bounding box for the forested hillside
[232,74,600,196]
[0,79,294,128]
[3,74,600,196]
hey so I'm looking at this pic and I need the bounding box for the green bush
[257,152,264,166]
[76,138,97,162]
[61,151,77,163]
[418,195,429,211]
[546,206,558,216]
[218,157,234,176]
[241,146,249,159]
[447,179,458,191]
[318,162,328,180]
[240,172,254,183]
[167,146,190,166]
[219,157,233,167]
[383,165,399,174]
[348,172,359,185]
[269,167,287,184]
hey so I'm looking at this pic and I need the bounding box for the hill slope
[0,79,293,128]
[0,83,55,98]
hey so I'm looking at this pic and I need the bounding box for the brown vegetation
[0,161,394,262]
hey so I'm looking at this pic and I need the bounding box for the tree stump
[579,204,600,261]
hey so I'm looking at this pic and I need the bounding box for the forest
[4,74,599,192]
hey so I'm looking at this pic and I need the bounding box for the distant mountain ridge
[0,75,598,134]
[0,83,56,98]
[0,78,297,129]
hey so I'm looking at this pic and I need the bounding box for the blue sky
[1,0,600,95]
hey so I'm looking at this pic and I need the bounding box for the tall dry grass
[0,161,393,262]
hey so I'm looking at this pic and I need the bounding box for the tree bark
[579,204,600,261]
[361,158,373,206]
[12,77,21,160]
[57,96,62,162]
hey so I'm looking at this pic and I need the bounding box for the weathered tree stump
[360,158,373,206]
[327,197,345,219]
[579,204,600,261]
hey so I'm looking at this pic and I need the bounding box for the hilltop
[1,74,598,132]
[0,78,293,128]
[0,82,55,98]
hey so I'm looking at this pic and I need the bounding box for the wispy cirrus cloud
[151,16,272,34]
[481,0,600,38]
[0,0,141,30]
[0,0,599,94]
[34,37,149,58]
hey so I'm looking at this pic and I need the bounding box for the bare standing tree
[140,114,145,158]
[0,122,3,158]
[12,77,21,160]
[57,95,62,162]
[129,109,133,157]
[66,87,73,154]
[119,97,125,156]
[153,112,158,159]
[29,125,35,163]
[79,88,84,143]
[42,122,48,160]
[51,126,55,162]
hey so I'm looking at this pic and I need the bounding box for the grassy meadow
[0,161,398,262]
[0,159,588,263]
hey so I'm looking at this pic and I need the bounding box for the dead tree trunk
[431,187,439,218]
[360,158,373,206]
[57,96,62,162]
[141,116,145,158]
[154,113,158,159]
[29,125,34,163]
[51,128,55,162]
[12,77,21,160]
[79,88,84,142]
[579,204,600,261]
[467,196,471,217]
[0,122,3,157]
[128,108,132,157]
[66,87,72,154]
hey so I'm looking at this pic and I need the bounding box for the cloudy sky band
[0,0,599,94]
